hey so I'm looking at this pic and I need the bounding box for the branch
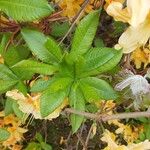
[64,108,150,122]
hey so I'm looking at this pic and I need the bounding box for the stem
[65,108,150,122]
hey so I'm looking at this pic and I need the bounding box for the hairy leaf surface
[79,47,122,77]
[69,83,85,133]
[11,59,57,80]
[0,0,53,21]
[67,10,100,63]
[80,77,117,101]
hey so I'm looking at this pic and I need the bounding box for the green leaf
[25,142,41,150]
[0,33,11,54]
[3,46,30,66]
[80,77,117,102]
[11,59,58,80]
[139,132,146,141]
[67,10,100,63]
[21,28,60,64]
[14,81,27,94]
[40,89,67,117]
[138,117,148,123]
[51,22,70,37]
[30,79,52,92]
[4,98,14,116]
[112,21,127,36]
[0,79,18,93]
[45,77,73,93]
[86,103,98,113]
[35,133,44,143]
[0,64,18,93]
[0,64,18,80]
[41,142,52,150]
[45,38,63,62]
[94,38,104,47]
[58,61,74,78]
[0,0,53,21]
[0,64,27,94]
[145,124,150,140]
[12,101,24,119]
[40,77,71,117]
[79,47,122,77]
[0,128,10,141]
[69,83,85,133]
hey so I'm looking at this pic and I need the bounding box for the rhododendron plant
[0,0,150,149]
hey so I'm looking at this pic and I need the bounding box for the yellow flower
[116,125,142,144]
[101,129,150,150]
[118,19,150,53]
[127,140,150,150]
[6,89,26,100]
[127,0,150,27]
[95,100,116,111]
[4,114,20,126]
[106,0,150,27]
[106,0,150,53]
[106,1,130,23]
[56,0,94,19]
[101,130,118,149]
[6,90,68,120]
[108,119,143,143]
[131,47,150,69]
[12,144,22,150]
[3,126,27,148]
[0,114,27,149]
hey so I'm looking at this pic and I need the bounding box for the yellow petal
[143,48,150,65]
[17,127,28,134]
[12,144,22,150]
[4,114,19,126]
[131,47,150,69]
[118,19,150,53]
[128,140,150,150]
[101,130,118,149]
[127,0,150,27]
[0,111,5,117]
[106,2,130,23]
[104,0,125,9]
[6,89,26,101]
